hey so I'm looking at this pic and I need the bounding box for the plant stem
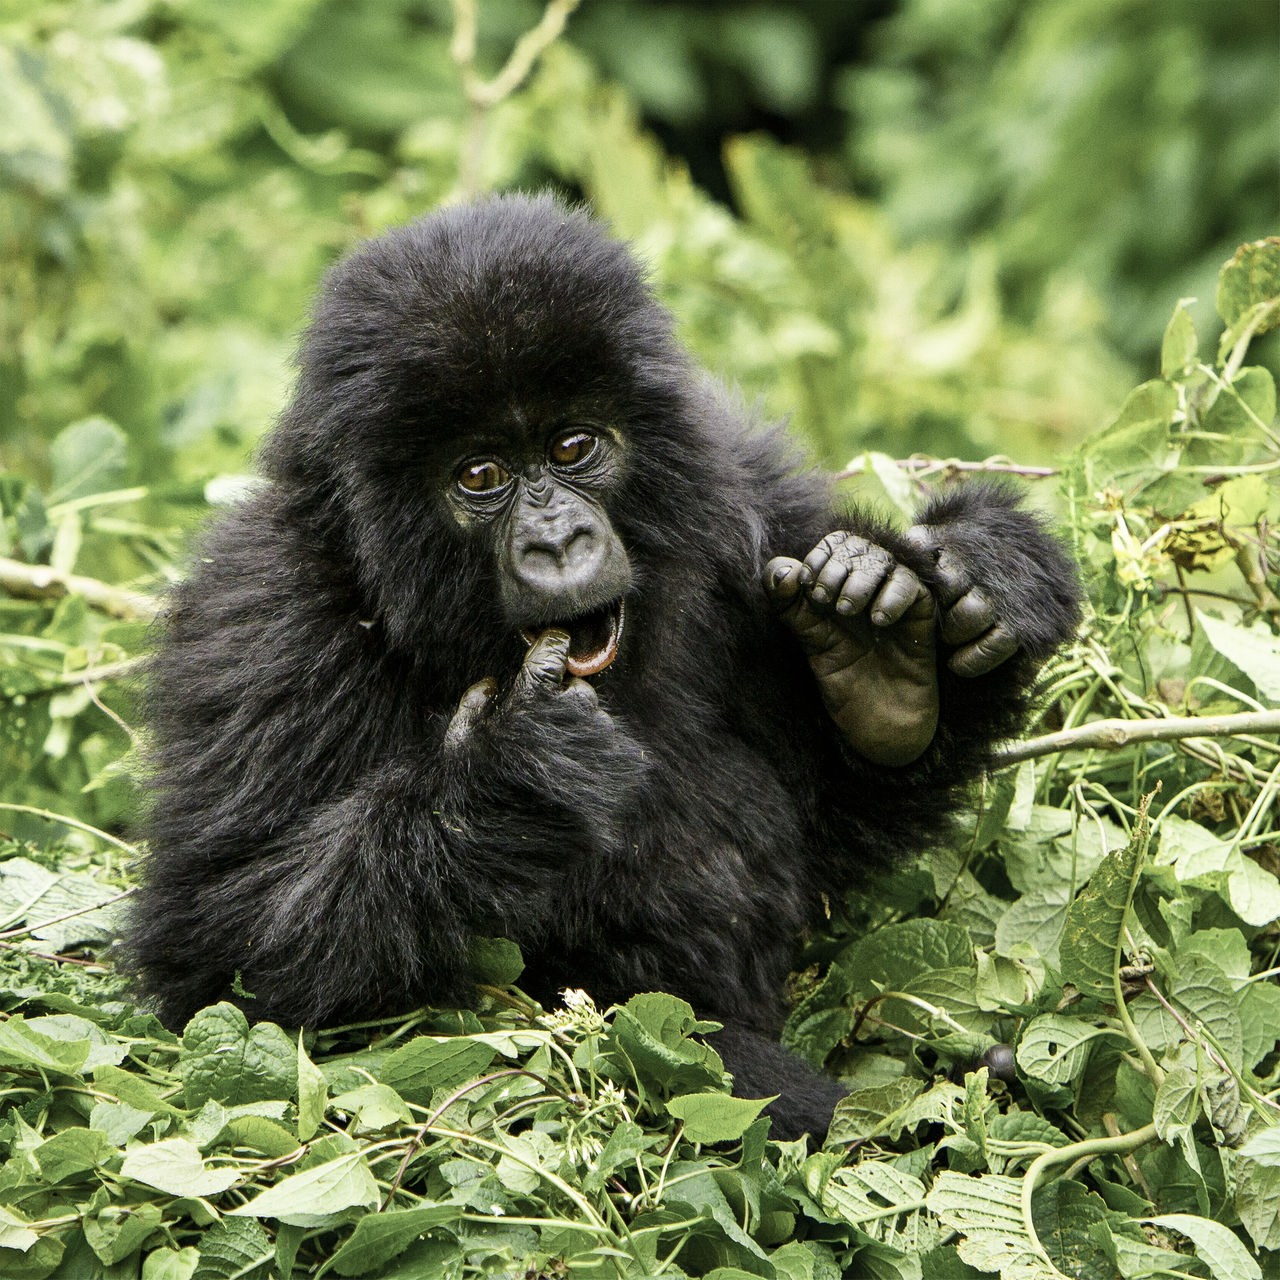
[0,556,156,620]
[995,709,1280,768]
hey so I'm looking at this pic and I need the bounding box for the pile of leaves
[1,238,1277,1276]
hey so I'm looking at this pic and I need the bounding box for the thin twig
[995,709,1280,768]
[838,454,1058,483]
[0,556,156,621]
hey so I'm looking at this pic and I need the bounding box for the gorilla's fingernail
[836,599,853,615]
[798,567,812,585]
[811,586,828,604]
[872,610,888,626]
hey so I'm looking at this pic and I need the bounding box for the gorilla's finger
[932,548,971,608]
[834,544,894,617]
[518,629,570,693]
[444,677,497,748]
[764,556,804,607]
[799,531,850,586]
[902,525,938,560]
[948,625,1019,677]
[563,676,600,709]
[940,588,997,645]
[811,552,853,607]
[871,564,926,626]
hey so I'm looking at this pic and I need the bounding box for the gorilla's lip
[521,598,625,677]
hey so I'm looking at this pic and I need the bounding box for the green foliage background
[0,2,1278,1278]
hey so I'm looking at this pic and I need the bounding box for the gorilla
[126,193,1079,1139]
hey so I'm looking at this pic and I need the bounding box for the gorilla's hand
[765,533,939,767]
[901,524,1020,677]
[445,630,611,749]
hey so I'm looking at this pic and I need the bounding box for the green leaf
[1160,300,1198,377]
[1194,613,1280,701]
[0,1015,90,1074]
[189,1218,273,1280]
[468,936,525,986]
[0,1206,39,1252]
[1236,1150,1280,1251]
[32,1127,115,1183]
[1145,1214,1260,1280]
[1216,237,1280,330]
[330,1083,412,1132]
[609,992,726,1094]
[178,1004,296,1108]
[1015,1015,1112,1086]
[1060,809,1149,999]
[1238,1128,1280,1166]
[1030,1180,1115,1280]
[380,1036,497,1105]
[296,1032,327,1140]
[120,1137,241,1196]
[329,1204,464,1277]
[1153,1066,1200,1139]
[48,417,128,504]
[666,1092,774,1143]
[84,1203,164,1266]
[141,1247,199,1280]
[229,1151,379,1227]
[926,1172,1046,1277]
[1130,954,1244,1069]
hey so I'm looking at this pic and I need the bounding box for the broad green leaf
[179,1004,296,1108]
[48,417,128,504]
[89,1099,153,1146]
[296,1033,327,1140]
[1030,1180,1115,1280]
[142,1248,199,1280]
[0,1206,39,1251]
[84,1203,164,1266]
[0,1015,90,1074]
[609,992,726,1094]
[1194,612,1280,701]
[827,1079,922,1145]
[1238,1128,1280,1166]
[1160,300,1198,377]
[229,1151,379,1226]
[1236,1152,1280,1252]
[188,1217,272,1279]
[1202,367,1277,437]
[120,1137,240,1196]
[666,1092,773,1143]
[1145,1214,1260,1280]
[330,1083,412,1132]
[926,1172,1049,1278]
[329,1204,464,1277]
[1060,812,1148,999]
[1015,1015,1112,1086]
[1130,954,1244,1069]
[1153,1066,1200,1139]
[1216,237,1280,330]
[469,936,525,986]
[380,1036,496,1105]
[32,1128,115,1183]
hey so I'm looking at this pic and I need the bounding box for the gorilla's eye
[548,430,597,468]
[456,460,512,494]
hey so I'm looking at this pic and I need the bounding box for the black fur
[125,194,1080,1140]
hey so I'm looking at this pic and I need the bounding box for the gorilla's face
[446,422,632,676]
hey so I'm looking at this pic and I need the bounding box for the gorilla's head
[261,194,739,683]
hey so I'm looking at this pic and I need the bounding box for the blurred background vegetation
[0,0,1276,826]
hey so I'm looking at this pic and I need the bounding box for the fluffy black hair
[125,194,1079,1138]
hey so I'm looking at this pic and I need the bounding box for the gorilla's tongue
[523,600,625,677]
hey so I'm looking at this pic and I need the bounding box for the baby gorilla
[127,194,1080,1141]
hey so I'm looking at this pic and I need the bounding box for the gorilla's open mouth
[521,598,626,677]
